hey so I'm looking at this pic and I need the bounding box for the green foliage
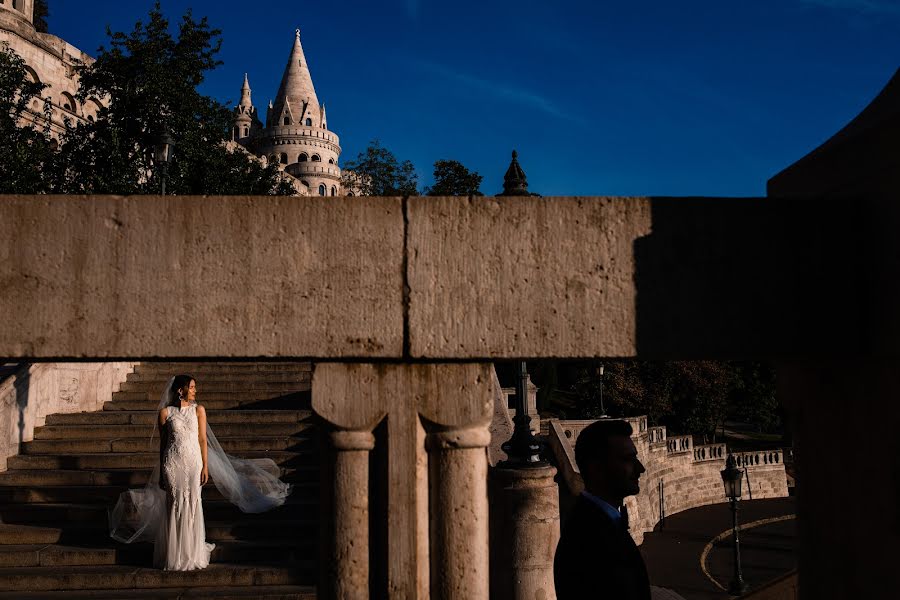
[0,43,55,193]
[549,359,780,439]
[341,139,418,196]
[33,0,50,33]
[425,159,483,196]
[49,3,294,195]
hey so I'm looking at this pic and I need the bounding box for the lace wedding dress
[156,403,215,570]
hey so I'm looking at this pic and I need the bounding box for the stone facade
[233,30,344,197]
[0,2,99,137]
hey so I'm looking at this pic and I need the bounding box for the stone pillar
[329,429,375,600]
[426,426,491,600]
[489,464,560,600]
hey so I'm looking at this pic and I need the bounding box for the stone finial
[296,28,301,40]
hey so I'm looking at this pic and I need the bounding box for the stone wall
[0,362,136,470]
[548,418,789,545]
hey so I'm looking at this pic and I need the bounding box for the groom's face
[590,435,645,498]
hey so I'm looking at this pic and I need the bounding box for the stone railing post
[313,362,493,600]
[425,426,491,600]
[329,429,376,600]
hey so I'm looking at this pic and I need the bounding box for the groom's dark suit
[553,494,651,600]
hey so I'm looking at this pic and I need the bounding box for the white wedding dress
[155,404,215,570]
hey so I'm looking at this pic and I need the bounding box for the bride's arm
[158,407,168,491]
[197,405,209,485]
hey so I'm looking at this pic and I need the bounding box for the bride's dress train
[155,404,214,570]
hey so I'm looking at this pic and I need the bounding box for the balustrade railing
[648,426,666,444]
[729,449,783,467]
[666,435,692,454]
[693,443,726,462]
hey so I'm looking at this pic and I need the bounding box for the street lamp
[721,455,748,595]
[596,363,607,417]
[153,128,175,195]
[499,361,545,467]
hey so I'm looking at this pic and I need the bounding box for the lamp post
[153,128,175,195]
[499,361,545,467]
[597,363,607,417]
[721,454,748,595]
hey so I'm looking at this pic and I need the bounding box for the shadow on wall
[13,366,29,445]
[632,198,860,360]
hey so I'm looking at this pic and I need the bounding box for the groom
[554,419,650,600]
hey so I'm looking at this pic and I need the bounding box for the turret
[233,73,259,141]
[0,0,35,26]
[498,150,540,196]
[269,29,321,128]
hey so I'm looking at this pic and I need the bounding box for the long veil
[108,376,293,544]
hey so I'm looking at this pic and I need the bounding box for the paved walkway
[640,497,797,599]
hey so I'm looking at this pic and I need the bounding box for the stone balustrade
[731,449,784,468]
[648,425,666,444]
[666,435,693,454]
[693,443,726,462]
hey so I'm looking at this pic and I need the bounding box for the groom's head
[575,419,645,503]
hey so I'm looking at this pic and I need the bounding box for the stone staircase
[0,362,318,599]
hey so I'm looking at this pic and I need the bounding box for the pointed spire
[240,73,252,108]
[499,150,533,196]
[271,29,320,127]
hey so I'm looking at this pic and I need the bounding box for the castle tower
[233,73,260,141]
[236,29,342,196]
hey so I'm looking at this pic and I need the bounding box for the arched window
[283,117,290,126]
[328,158,335,164]
[347,192,354,197]
[311,154,321,162]
[87,115,95,122]
[305,118,312,126]
[61,92,77,113]
[298,153,308,162]
[318,184,326,196]
[280,153,288,164]
[243,126,249,137]
[330,186,336,196]
[270,154,278,164]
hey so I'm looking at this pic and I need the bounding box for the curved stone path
[640,497,796,600]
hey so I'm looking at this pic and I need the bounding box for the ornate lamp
[721,455,748,595]
[499,361,545,467]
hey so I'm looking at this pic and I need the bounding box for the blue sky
[48,1,899,196]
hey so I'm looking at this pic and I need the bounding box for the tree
[50,3,294,196]
[425,159,483,196]
[33,0,50,33]
[341,139,418,196]
[0,43,55,194]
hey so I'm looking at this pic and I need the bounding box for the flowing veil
[108,376,293,544]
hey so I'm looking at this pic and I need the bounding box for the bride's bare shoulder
[158,406,169,423]
[195,404,206,417]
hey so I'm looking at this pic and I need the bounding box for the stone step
[103,396,308,411]
[0,562,312,592]
[0,584,316,599]
[7,451,311,470]
[133,362,312,374]
[22,436,314,455]
[0,481,317,504]
[0,500,313,527]
[35,422,312,439]
[119,379,310,393]
[0,540,315,568]
[45,409,312,426]
[111,388,310,401]
[0,467,316,487]
[0,519,316,545]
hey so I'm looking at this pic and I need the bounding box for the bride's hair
[169,374,195,406]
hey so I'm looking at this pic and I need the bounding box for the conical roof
[271,30,320,126]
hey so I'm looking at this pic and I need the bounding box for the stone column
[426,425,491,600]
[489,464,560,600]
[329,429,375,600]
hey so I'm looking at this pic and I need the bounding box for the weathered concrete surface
[0,195,403,358]
[407,196,653,358]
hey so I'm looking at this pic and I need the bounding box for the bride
[109,374,293,571]
[156,375,215,570]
